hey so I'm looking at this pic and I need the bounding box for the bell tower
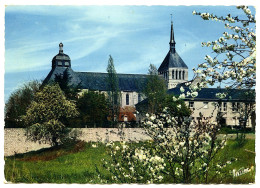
[52,42,71,69]
[158,18,188,89]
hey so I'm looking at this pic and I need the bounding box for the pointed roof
[158,20,188,72]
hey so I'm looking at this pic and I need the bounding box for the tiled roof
[43,67,148,92]
[158,51,188,72]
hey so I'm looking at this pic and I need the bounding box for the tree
[22,84,79,146]
[192,6,255,90]
[106,55,120,126]
[77,91,109,128]
[143,64,167,114]
[191,6,256,130]
[102,107,228,184]
[5,80,41,128]
[54,69,81,101]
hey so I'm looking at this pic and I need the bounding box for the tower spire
[169,15,176,53]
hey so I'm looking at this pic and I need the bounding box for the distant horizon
[4,5,256,102]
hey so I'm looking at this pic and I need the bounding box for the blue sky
[4,5,256,102]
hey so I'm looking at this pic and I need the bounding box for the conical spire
[169,18,176,53]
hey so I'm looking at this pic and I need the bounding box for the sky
[4,5,256,102]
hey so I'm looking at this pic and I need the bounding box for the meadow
[4,137,255,184]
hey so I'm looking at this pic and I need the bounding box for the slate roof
[43,67,148,92]
[52,53,71,61]
[167,86,255,102]
[158,50,188,72]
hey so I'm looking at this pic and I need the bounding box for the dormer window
[57,61,62,66]
[64,62,70,67]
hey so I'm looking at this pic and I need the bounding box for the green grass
[4,138,255,184]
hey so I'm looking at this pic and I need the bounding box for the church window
[57,61,62,66]
[172,70,175,79]
[179,71,182,80]
[64,62,70,66]
[176,70,178,79]
[183,71,185,80]
[138,93,142,103]
[126,94,129,105]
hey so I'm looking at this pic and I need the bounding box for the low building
[168,87,255,129]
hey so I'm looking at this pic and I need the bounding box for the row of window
[125,93,142,105]
[161,70,186,80]
[57,61,70,67]
[188,102,241,112]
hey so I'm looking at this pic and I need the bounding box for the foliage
[5,80,41,128]
[106,55,120,126]
[22,84,79,146]
[102,107,230,183]
[192,6,255,90]
[143,64,167,114]
[190,6,256,144]
[103,141,166,183]
[162,95,191,125]
[77,91,109,128]
[4,139,255,183]
[54,69,81,100]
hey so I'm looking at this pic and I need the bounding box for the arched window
[172,70,175,79]
[126,94,129,105]
[179,71,182,80]
[183,71,185,80]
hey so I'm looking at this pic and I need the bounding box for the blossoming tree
[99,6,255,184]
[191,6,256,130]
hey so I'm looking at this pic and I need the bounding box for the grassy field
[4,138,255,184]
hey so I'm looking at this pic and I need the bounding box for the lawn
[4,138,255,184]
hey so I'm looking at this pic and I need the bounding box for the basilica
[43,21,255,129]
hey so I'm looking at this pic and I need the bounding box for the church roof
[43,67,148,92]
[158,50,188,72]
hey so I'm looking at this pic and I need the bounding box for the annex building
[43,21,255,128]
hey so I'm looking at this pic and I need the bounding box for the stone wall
[4,128,151,156]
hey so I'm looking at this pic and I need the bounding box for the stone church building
[43,21,255,128]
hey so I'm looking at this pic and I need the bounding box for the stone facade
[187,101,255,128]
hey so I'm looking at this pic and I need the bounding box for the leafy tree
[143,64,167,114]
[5,80,41,128]
[22,84,79,146]
[54,69,81,100]
[106,55,120,126]
[77,91,109,128]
